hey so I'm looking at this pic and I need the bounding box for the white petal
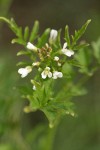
[21,73,28,78]
[49,29,58,42]
[58,72,63,78]
[18,68,24,74]
[48,72,52,78]
[33,85,36,90]
[63,42,67,49]
[53,71,63,79]
[50,29,58,38]
[45,67,50,71]
[41,71,47,79]
[27,42,37,51]
[18,66,32,78]
[53,71,58,79]
[65,50,74,57]
[18,68,28,77]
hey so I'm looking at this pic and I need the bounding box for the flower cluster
[18,29,75,89]
[41,67,63,79]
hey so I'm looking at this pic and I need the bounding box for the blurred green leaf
[92,38,100,64]
[24,26,29,41]
[65,25,71,47]
[37,28,50,47]
[29,20,39,42]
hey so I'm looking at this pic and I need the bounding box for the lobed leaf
[71,20,91,48]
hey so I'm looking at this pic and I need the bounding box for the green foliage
[29,20,39,42]
[0,17,100,128]
[37,28,50,47]
[92,38,100,64]
[71,20,91,47]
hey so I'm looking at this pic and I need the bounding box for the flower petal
[27,42,37,52]
[63,42,67,49]
[65,50,74,57]
[41,71,47,79]
[48,72,52,78]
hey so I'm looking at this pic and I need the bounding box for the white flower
[41,67,52,79]
[18,66,32,78]
[62,42,74,57]
[53,71,63,79]
[26,42,37,52]
[33,85,36,90]
[54,56,59,61]
[49,29,58,43]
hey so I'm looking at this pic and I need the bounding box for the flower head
[18,66,32,78]
[53,71,63,79]
[41,67,52,79]
[26,42,37,52]
[62,42,74,57]
[49,29,58,43]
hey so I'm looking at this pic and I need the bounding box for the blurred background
[0,0,100,150]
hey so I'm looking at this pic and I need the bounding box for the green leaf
[37,28,50,47]
[92,38,100,64]
[17,50,31,56]
[71,19,91,48]
[68,59,84,68]
[74,43,89,50]
[62,62,74,77]
[24,26,29,41]
[65,25,71,47]
[11,38,25,45]
[16,61,30,66]
[42,100,74,128]
[16,27,23,38]
[42,107,59,128]
[55,29,62,49]
[75,48,93,75]
[29,20,39,42]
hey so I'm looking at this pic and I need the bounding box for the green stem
[43,122,59,150]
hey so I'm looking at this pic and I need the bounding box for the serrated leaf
[42,107,59,128]
[24,26,29,41]
[29,20,39,42]
[37,28,50,47]
[42,100,74,127]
